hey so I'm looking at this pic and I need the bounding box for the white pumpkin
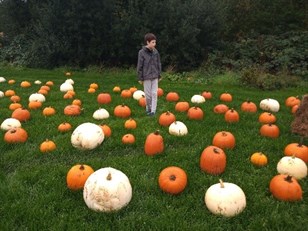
[259,98,280,112]
[133,90,145,100]
[169,121,188,136]
[0,77,6,83]
[0,91,4,98]
[65,78,74,85]
[1,118,22,130]
[191,95,205,104]
[34,80,42,85]
[83,167,132,212]
[60,82,74,92]
[28,93,46,102]
[71,122,104,150]
[93,108,110,120]
[277,156,307,180]
[205,179,246,217]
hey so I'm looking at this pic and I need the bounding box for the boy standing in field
[137,33,162,116]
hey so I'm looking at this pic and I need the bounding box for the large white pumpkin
[93,108,110,120]
[83,167,132,212]
[71,122,104,150]
[169,121,188,136]
[259,98,280,112]
[133,90,145,100]
[28,93,46,102]
[65,78,74,85]
[60,82,74,92]
[0,91,4,98]
[277,156,307,180]
[0,77,6,83]
[191,95,205,104]
[205,179,246,217]
[1,118,22,130]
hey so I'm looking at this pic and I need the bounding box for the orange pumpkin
[269,174,302,201]
[40,85,50,91]
[212,131,236,149]
[220,92,232,102]
[64,105,81,116]
[89,83,99,89]
[66,164,94,190]
[187,106,204,120]
[72,99,82,106]
[121,89,132,98]
[157,87,164,97]
[158,111,176,127]
[58,122,72,133]
[241,100,257,113]
[42,107,56,116]
[200,146,226,175]
[124,118,137,129]
[285,96,301,108]
[291,104,299,114]
[28,101,42,110]
[129,86,137,93]
[113,86,121,93]
[20,81,31,88]
[213,104,229,114]
[260,124,280,138]
[175,101,190,112]
[38,89,48,95]
[114,104,131,118]
[166,92,179,102]
[122,134,136,144]
[4,128,28,143]
[97,93,112,104]
[138,96,146,107]
[45,81,54,86]
[158,166,187,195]
[250,152,268,167]
[5,90,16,97]
[100,124,112,138]
[258,112,276,124]
[11,108,31,122]
[63,92,74,99]
[9,102,22,111]
[144,130,164,156]
[284,143,308,163]
[10,95,21,103]
[224,108,240,123]
[8,79,16,85]
[201,91,212,99]
[40,139,57,153]
[88,88,96,93]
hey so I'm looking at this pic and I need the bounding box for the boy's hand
[138,80,143,85]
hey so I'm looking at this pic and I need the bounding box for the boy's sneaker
[148,112,155,116]
[146,111,151,115]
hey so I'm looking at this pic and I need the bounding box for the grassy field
[0,67,307,230]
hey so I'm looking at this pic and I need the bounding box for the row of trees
[0,0,307,71]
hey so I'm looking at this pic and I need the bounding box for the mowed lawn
[0,67,307,230]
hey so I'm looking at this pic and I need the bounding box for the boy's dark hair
[144,33,157,44]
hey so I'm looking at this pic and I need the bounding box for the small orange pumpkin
[201,91,212,99]
[88,88,96,93]
[9,102,22,111]
[159,111,176,126]
[113,86,121,93]
[241,100,257,113]
[138,96,146,107]
[284,143,308,163]
[166,92,179,102]
[10,95,21,103]
[121,89,132,98]
[58,122,72,133]
[11,108,31,122]
[4,128,28,143]
[269,174,302,201]
[129,86,137,93]
[42,107,56,116]
[124,118,137,129]
[212,131,236,149]
[250,152,268,167]
[200,145,226,175]
[72,99,82,106]
[114,104,131,118]
[40,139,57,153]
[28,101,42,110]
[258,112,276,124]
[38,89,48,95]
[157,87,164,97]
[8,80,16,85]
[90,83,99,89]
[187,106,204,120]
[45,81,54,86]
[66,164,94,190]
[144,130,164,156]
[220,92,232,102]
[20,81,31,88]
[158,166,187,195]
[100,124,112,138]
[285,96,301,108]
[97,93,112,104]
[224,108,239,123]
[64,105,81,116]
[175,101,190,112]
[260,124,280,138]
[122,134,136,144]
[40,85,50,91]
[213,104,229,114]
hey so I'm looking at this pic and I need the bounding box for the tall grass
[0,67,307,230]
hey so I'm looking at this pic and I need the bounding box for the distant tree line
[0,0,307,74]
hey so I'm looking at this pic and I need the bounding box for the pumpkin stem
[221,131,227,136]
[107,173,112,181]
[219,179,224,188]
[213,148,220,154]
[298,137,304,146]
[169,175,176,181]
[154,130,160,135]
[284,175,293,183]
[79,165,85,171]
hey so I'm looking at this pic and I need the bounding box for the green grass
[0,67,307,230]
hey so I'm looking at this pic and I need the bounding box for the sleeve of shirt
[157,52,162,78]
[137,50,144,81]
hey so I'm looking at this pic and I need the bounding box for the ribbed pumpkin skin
[187,107,204,120]
[4,128,28,143]
[250,152,268,167]
[258,112,276,124]
[260,124,280,138]
[269,174,302,201]
[159,111,176,127]
[144,131,164,156]
[212,131,236,149]
[66,164,94,190]
[158,166,187,195]
[200,146,226,175]
[224,109,239,123]
[114,104,131,118]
